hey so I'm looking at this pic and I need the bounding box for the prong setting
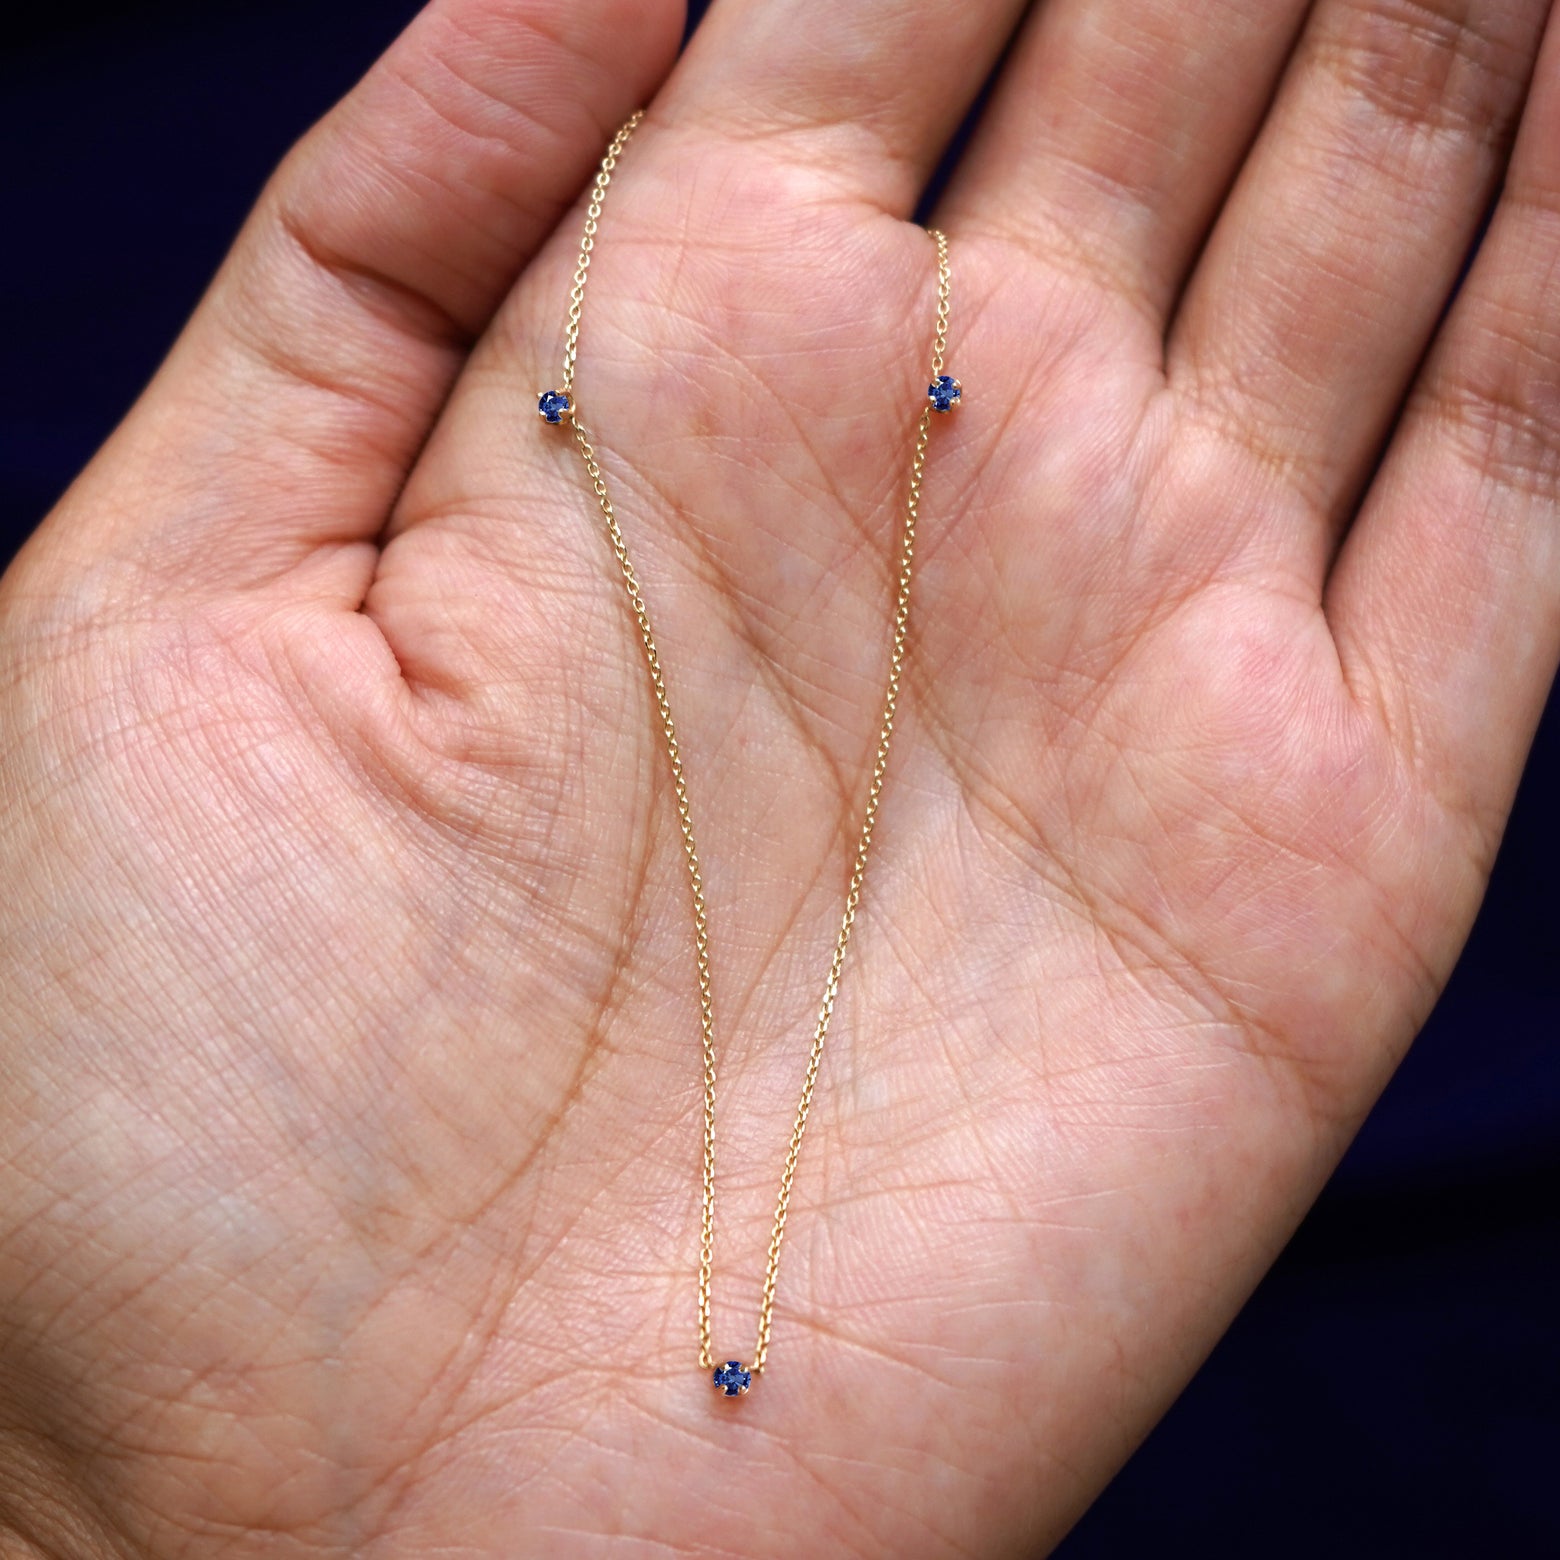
[711,1360,752,1397]
[928,373,962,413]
[538,389,573,424]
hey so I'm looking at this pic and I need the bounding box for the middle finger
[936,0,1313,329]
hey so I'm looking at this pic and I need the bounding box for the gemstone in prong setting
[712,1360,752,1397]
[538,389,573,424]
[928,374,962,413]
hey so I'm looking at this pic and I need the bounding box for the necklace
[538,110,959,1398]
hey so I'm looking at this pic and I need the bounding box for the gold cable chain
[550,109,953,1383]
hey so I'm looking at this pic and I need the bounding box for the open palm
[3,0,1558,1553]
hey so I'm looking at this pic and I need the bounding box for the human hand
[3,0,1557,1554]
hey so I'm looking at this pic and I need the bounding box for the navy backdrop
[2,2,1556,1553]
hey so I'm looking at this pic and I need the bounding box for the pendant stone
[928,374,962,413]
[712,1360,752,1397]
[537,389,573,424]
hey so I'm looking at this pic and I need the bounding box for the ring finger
[1168,0,1552,572]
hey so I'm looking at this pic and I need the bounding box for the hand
[4,0,1557,1553]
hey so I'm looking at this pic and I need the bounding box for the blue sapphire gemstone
[538,389,572,424]
[712,1360,752,1397]
[928,374,962,413]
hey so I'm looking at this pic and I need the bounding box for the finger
[934,0,1310,329]
[24,0,684,601]
[650,0,1030,215]
[1327,5,1560,863]
[1168,0,1550,571]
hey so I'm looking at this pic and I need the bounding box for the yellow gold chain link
[551,111,953,1383]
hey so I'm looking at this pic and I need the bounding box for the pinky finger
[1326,6,1560,860]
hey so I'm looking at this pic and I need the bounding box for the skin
[1,0,1557,1552]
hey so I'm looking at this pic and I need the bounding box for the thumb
[18,0,684,608]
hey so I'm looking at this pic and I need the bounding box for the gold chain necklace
[538,110,959,1397]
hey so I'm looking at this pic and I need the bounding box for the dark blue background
[2,3,1555,1552]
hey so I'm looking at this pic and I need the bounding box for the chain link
[560,109,644,397]
[553,113,953,1382]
